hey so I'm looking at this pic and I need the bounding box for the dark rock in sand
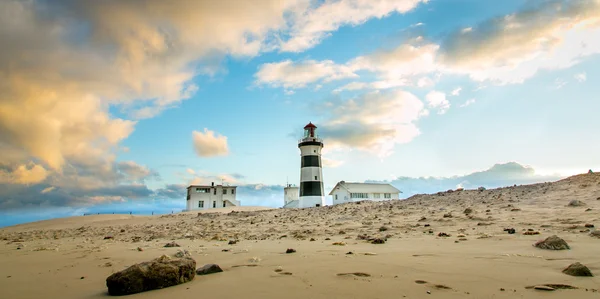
[585,224,594,228]
[463,208,473,215]
[196,264,223,275]
[504,228,516,234]
[379,226,389,232]
[106,255,195,296]
[534,235,570,250]
[285,248,296,253]
[164,241,180,248]
[371,238,386,244]
[562,262,593,277]
[568,200,586,207]
[590,230,600,238]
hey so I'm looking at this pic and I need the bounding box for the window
[195,188,209,193]
[198,201,204,208]
[374,193,380,198]
[213,201,216,208]
[187,195,190,201]
[314,176,318,180]
[213,188,216,195]
[351,193,368,199]
[223,189,227,195]
[223,202,226,207]
[384,193,391,199]
[232,189,235,195]
[335,194,338,200]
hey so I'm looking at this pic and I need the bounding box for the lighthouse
[298,122,325,208]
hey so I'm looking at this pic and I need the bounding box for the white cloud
[574,72,587,82]
[254,59,358,89]
[553,78,568,89]
[319,90,426,157]
[438,0,600,84]
[425,91,450,114]
[451,87,462,96]
[186,168,196,175]
[279,0,428,52]
[459,98,476,107]
[322,157,345,168]
[417,77,435,87]
[0,163,49,185]
[192,129,230,157]
[41,186,56,194]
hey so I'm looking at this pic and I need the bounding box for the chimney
[211,182,214,187]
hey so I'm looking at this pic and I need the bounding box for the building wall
[186,185,239,211]
[284,186,299,206]
[298,143,325,207]
[331,189,400,205]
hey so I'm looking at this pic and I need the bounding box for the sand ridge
[1,173,599,298]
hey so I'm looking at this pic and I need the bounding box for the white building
[283,184,300,208]
[328,181,401,205]
[185,182,240,211]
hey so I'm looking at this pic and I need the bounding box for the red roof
[304,122,317,129]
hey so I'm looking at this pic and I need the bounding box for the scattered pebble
[285,248,296,254]
[534,235,570,250]
[164,241,180,248]
[562,262,593,277]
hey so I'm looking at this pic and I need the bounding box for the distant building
[185,182,240,211]
[328,181,401,205]
[283,184,299,208]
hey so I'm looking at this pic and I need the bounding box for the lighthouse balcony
[298,137,322,143]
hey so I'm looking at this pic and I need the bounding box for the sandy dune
[1,173,599,298]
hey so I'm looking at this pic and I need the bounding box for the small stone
[80,276,85,279]
[443,213,452,218]
[196,264,223,275]
[285,248,296,254]
[137,247,143,251]
[346,251,354,255]
[424,224,430,227]
[500,288,505,291]
[590,230,600,238]
[173,250,191,259]
[562,262,593,277]
[463,208,473,215]
[339,230,346,235]
[437,232,450,237]
[310,238,316,241]
[371,238,386,244]
[568,200,586,207]
[523,231,540,235]
[504,228,516,234]
[103,236,113,240]
[534,235,570,250]
[379,226,389,232]
[228,240,237,245]
[332,242,346,246]
[120,229,125,233]
[164,241,180,248]
[533,285,555,291]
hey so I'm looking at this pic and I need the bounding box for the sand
[1,173,599,298]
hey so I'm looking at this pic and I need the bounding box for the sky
[1,0,600,227]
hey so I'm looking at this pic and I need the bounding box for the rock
[379,226,389,232]
[533,285,555,291]
[285,248,296,254]
[332,242,346,246]
[478,187,486,191]
[104,236,114,240]
[523,231,540,235]
[173,250,191,259]
[463,208,473,215]
[371,238,386,244]
[120,229,125,233]
[106,255,196,296]
[568,200,586,207]
[584,224,594,228]
[196,264,223,275]
[534,235,570,250]
[562,262,593,277]
[504,228,516,234]
[137,247,143,251]
[443,213,452,218]
[590,230,600,238]
[437,232,450,237]
[228,240,237,245]
[164,242,180,248]
[310,238,316,241]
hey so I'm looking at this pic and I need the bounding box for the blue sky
[1,0,599,227]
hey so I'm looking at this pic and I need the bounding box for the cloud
[553,78,568,89]
[192,129,229,157]
[367,162,565,198]
[319,90,426,157]
[117,161,160,182]
[279,0,428,52]
[437,0,600,84]
[155,184,187,199]
[459,98,476,107]
[322,157,345,168]
[41,186,56,194]
[0,163,49,184]
[425,91,450,114]
[451,87,462,96]
[254,59,358,89]
[574,72,587,82]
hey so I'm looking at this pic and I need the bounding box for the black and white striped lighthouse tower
[298,122,325,208]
